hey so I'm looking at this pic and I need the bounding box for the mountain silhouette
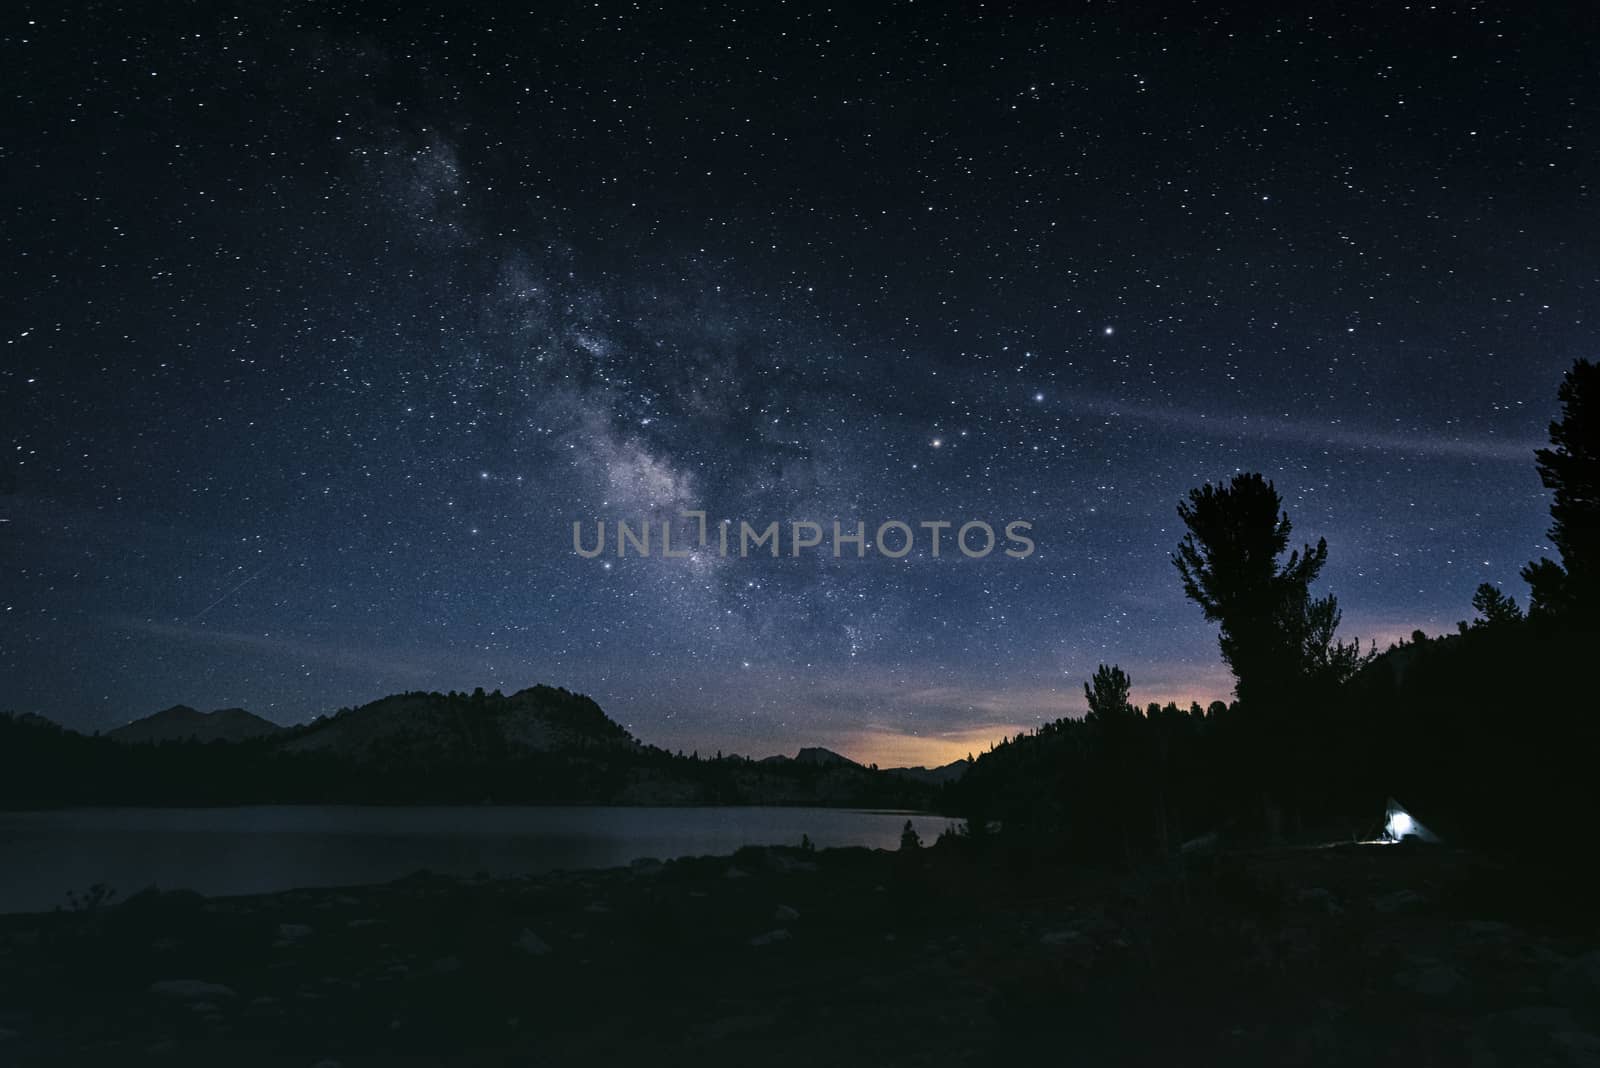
[280,686,635,762]
[1,685,942,808]
[107,705,284,744]
[884,759,971,786]
[761,746,858,768]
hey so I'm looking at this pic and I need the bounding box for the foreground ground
[0,839,1597,1066]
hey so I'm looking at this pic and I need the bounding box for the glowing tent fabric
[1384,797,1439,843]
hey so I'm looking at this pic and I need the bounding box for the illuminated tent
[1383,797,1439,843]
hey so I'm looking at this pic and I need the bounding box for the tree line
[946,358,1600,862]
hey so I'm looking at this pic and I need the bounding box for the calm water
[0,805,950,914]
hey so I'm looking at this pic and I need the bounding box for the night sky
[3,4,1594,767]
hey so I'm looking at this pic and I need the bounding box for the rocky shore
[0,841,1596,1066]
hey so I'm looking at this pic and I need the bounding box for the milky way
[2,5,1591,765]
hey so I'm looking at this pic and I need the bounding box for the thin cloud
[1055,391,1540,462]
[102,616,444,686]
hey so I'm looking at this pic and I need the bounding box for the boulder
[748,929,790,947]
[516,929,552,956]
[148,980,238,1002]
[1372,889,1426,914]
[1394,964,1467,1002]
[1553,951,1600,1026]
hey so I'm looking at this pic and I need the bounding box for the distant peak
[152,704,202,719]
[108,704,283,743]
[793,746,858,767]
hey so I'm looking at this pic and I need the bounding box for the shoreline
[0,801,944,813]
[0,806,956,917]
[2,840,1596,1065]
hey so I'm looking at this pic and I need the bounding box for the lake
[0,805,952,914]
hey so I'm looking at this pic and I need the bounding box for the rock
[774,904,800,922]
[629,857,664,877]
[515,929,551,956]
[1554,951,1600,1025]
[748,929,790,947]
[1556,1030,1600,1066]
[243,996,283,1019]
[766,853,818,875]
[1484,1006,1574,1033]
[725,867,751,879]
[1394,965,1467,1001]
[1372,889,1427,914]
[1275,925,1320,964]
[311,1060,344,1068]
[1297,887,1343,915]
[431,955,462,974]
[148,979,238,1002]
[1040,929,1087,947]
[120,887,205,918]
[1463,1033,1498,1068]
[274,922,313,946]
[1476,1006,1600,1067]
[704,1013,777,1039]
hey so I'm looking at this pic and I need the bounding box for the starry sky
[2,3,1594,767]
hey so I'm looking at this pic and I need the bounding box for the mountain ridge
[96,688,964,779]
[4,683,961,807]
[107,705,284,745]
